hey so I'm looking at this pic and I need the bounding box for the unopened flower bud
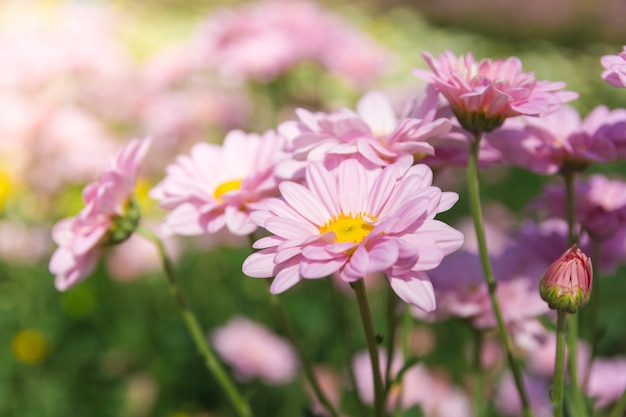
[540,244,592,313]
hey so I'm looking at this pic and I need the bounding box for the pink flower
[532,174,626,239]
[49,138,151,291]
[352,349,471,415]
[211,316,297,384]
[486,105,621,174]
[601,46,626,88]
[586,357,626,409]
[243,157,463,312]
[276,89,450,179]
[540,244,592,313]
[415,50,578,134]
[151,130,285,236]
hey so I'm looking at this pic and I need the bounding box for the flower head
[243,157,463,312]
[486,105,621,174]
[415,50,578,134]
[276,88,450,179]
[601,46,626,88]
[540,244,592,313]
[151,130,285,236]
[49,138,151,291]
[211,316,297,384]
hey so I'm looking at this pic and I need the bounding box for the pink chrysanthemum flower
[242,157,464,312]
[211,316,298,384]
[151,130,285,236]
[486,105,621,174]
[415,50,578,134]
[49,138,151,291]
[601,46,626,88]
[276,89,451,179]
[532,174,626,239]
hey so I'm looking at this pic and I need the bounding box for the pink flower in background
[352,349,471,415]
[276,89,450,179]
[495,372,552,417]
[211,316,297,384]
[194,0,386,85]
[486,105,622,174]
[243,157,463,312]
[532,174,626,239]
[415,50,577,134]
[586,357,626,409]
[601,46,626,88]
[49,138,151,291]
[152,130,285,236]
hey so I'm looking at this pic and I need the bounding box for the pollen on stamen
[214,178,243,202]
[319,212,376,244]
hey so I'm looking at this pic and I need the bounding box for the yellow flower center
[214,178,242,202]
[319,212,375,244]
[11,329,48,365]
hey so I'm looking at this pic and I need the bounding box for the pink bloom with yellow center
[601,46,626,88]
[415,50,578,134]
[242,157,463,312]
[49,138,151,291]
[151,129,285,236]
[276,89,450,179]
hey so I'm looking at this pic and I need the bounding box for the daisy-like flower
[601,46,626,88]
[486,105,622,174]
[415,50,578,135]
[242,157,463,311]
[49,138,151,291]
[151,129,285,236]
[276,88,451,179]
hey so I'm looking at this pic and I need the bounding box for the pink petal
[388,272,436,312]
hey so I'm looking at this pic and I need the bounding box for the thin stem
[562,170,589,417]
[265,283,341,417]
[609,389,626,417]
[467,138,533,417]
[473,329,485,417]
[327,280,367,415]
[584,238,601,390]
[352,279,385,417]
[552,311,568,417]
[137,226,253,417]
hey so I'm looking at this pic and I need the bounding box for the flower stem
[552,311,568,417]
[265,283,341,417]
[384,286,399,394]
[137,226,253,417]
[562,170,589,417]
[468,138,533,417]
[352,279,385,417]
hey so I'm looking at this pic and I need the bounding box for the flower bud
[540,244,592,313]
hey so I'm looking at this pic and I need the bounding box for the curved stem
[352,279,385,417]
[552,311,568,417]
[137,226,253,417]
[561,170,589,417]
[468,138,533,417]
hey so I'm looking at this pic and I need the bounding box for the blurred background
[1,0,626,416]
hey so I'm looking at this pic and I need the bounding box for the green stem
[265,284,341,417]
[552,311,568,417]
[473,329,485,417]
[609,389,626,417]
[352,279,385,417]
[468,138,533,417]
[327,280,367,415]
[562,170,588,417]
[137,226,253,417]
